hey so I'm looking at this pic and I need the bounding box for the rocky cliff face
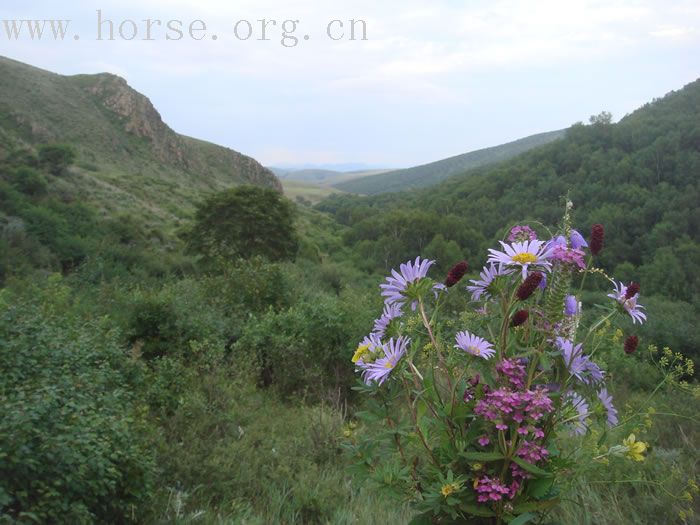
[86,73,187,165]
[83,73,282,191]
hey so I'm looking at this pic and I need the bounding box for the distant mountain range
[0,55,279,225]
[332,130,566,195]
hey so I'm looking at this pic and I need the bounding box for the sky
[0,0,698,169]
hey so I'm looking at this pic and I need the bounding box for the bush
[0,283,155,523]
[234,291,372,399]
[7,167,47,196]
[37,144,76,176]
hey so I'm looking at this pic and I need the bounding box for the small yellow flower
[441,482,461,497]
[351,343,371,364]
[622,434,648,462]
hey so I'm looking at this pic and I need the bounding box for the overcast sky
[1,0,698,168]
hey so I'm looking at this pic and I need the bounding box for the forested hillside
[319,80,700,353]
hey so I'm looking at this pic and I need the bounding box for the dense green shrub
[37,144,76,176]
[6,166,47,196]
[234,290,373,399]
[0,281,155,523]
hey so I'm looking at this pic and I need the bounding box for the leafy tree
[187,185,298,262]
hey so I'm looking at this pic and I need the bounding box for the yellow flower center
[469,345,480,355]
[384,361,394,369]
[351,343,371,364]
[441,482,461,497]
[511,252,538,264]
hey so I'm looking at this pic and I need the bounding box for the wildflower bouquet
[347,206,654,524]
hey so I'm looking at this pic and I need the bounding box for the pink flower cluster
[496,358,527,389]
[474,383,553,437]
[549,245,586,269]
[516,440,549,463]
[474,475,519,503]
[507,225,538,243]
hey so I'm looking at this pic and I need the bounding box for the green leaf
[461,451,505,461]
[355,410,381,423]
[460,504,497,517]
[512,457,553,477]
[513,498,560,514]
[527,477,555,498]
[597,428,608,447]
[408,512,433,525]
[508,512,537,525]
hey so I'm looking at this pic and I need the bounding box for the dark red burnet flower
[625,282,640,299]
[445,260,468,287]
[624,335,639,354]
[516,272,543,301]
[590,224,605,256]
[511,309,529,327]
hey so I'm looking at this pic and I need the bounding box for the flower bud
[625,282,640,299]
[624,335,638,354]
[445,260,468,287]
[590,224,604,256]
[516,272,543,300]
[511,309,529,327]
[564,295,580,316]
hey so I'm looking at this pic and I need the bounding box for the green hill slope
[333,129,565,195]
[0,55,280,226]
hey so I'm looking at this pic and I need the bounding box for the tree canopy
[187,185,298,262]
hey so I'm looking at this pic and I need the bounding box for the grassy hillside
[333,129,565,194]
[0,56,280,229]
[281,179,345,205]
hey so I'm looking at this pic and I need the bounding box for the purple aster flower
[361,336,409,385]
[507,225,538,242]
[570,229,588,249]
[487,240,552,280]
[564,295,580,316]
[380,257,435,310]
[466,264,511,301]
[564,391,589,436]
[598,387,618,427]
[372,303,402,338]
[555,338,604,385]
[608,281,647,324]
[455,331,496,359]
[433,283,447,298]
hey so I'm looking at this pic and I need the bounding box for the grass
[282,180,345,205]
